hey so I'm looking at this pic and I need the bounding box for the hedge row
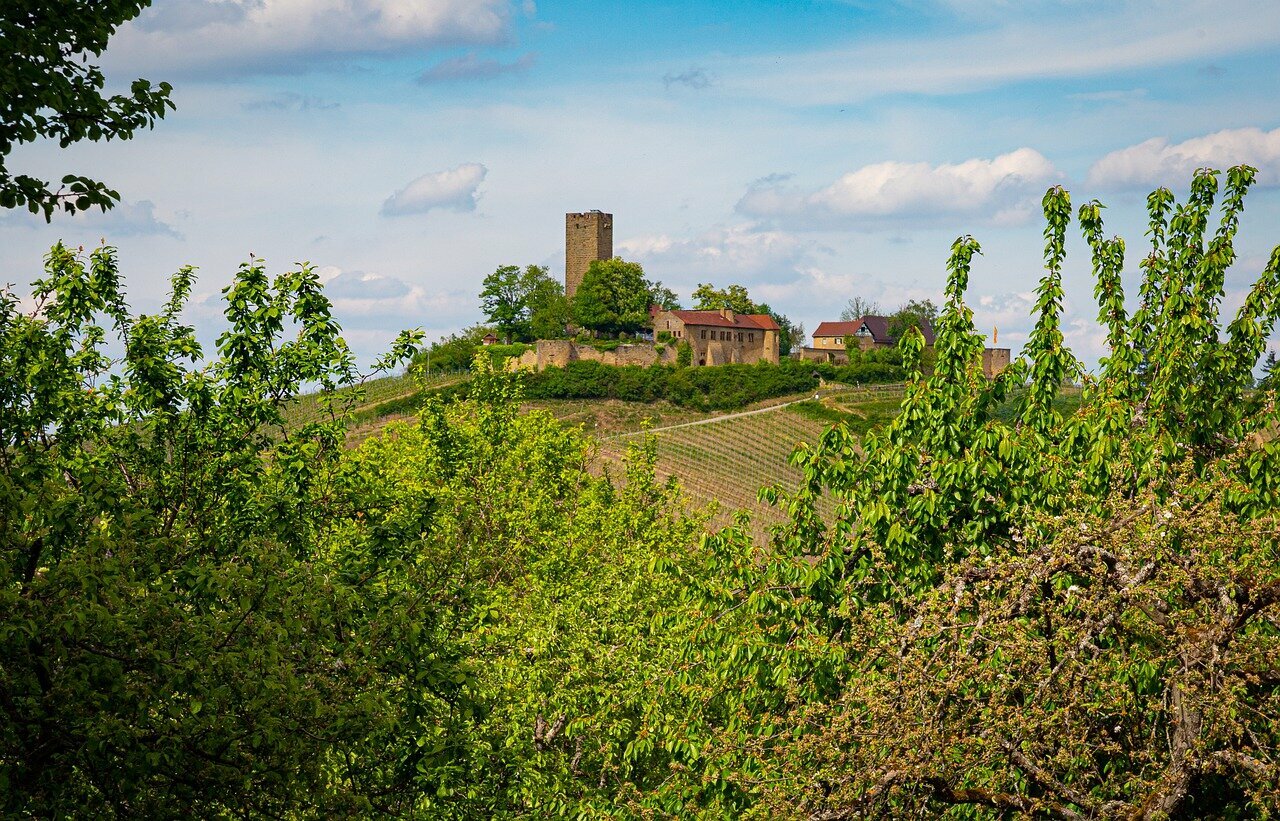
[805,361,905,385]
[357,358,908,423]
[521,359,904,411]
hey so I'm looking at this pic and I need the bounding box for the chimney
[720,307,735,322]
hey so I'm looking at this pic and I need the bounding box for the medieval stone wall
[511,339,678,371]
[798,347,851,365]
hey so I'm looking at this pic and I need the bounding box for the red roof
[813,320,863,338]
[668,310,780,331]
[813,315,935,345]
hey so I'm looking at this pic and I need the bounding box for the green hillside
[303,376,910,537]
[290,372,1076,542]
[586,386,905,537]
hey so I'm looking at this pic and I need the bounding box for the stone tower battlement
[565,210,612,298]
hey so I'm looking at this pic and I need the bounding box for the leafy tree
[324,358,711,816]
[648,281,681,311]
[839,295,882,321]
[480,264,528,343]
[640,168,1280,817]
[3,246,721,815]
[525,267,571,340]
[479,264,567,342]
[886,297,939,341]
[692,282,801,356]
[572,258,652,337]
[2,1,175,219]
[1,244,421,815]
[692,282,756,314]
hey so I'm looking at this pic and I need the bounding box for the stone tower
[565,210,612,298]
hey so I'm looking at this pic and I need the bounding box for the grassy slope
[598,408,835,538]
[574,386,905,538]
[280,371,469,444]
[584,385,1081,539]
[289,373,1082,540]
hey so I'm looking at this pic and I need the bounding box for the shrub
[484,342,532,367]
[523,360,823,410]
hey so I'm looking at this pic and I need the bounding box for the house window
[665,321,670,329]
[736,333,742,342]
[749,333,754,342]
[700,329,707,340]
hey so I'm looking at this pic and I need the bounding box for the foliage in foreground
[6,166,1280,820]
[2,1,174,218]
[332,376,708,816]
[1,245,420,814]
[642,168,1280,818]
[0,246,706,816]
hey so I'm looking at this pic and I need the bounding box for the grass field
[282,370,468,440]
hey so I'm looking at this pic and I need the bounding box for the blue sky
[5,0,1280,367]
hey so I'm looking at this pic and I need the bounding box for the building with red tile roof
[652,308,780,365]
[812,315,936,352]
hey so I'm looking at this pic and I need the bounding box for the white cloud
[618,224,822,286]
[720,1,1280,105]
[972,290,1036,347]
[1087,126,1280,189]
[381,163,488,217]
[0,200,182,239]
[737,148,1060,227]
[314,266,475,329]
[110,0,516,75]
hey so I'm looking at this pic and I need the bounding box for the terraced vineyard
[596,402,849,538]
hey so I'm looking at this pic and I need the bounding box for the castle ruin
[565,210,612,298]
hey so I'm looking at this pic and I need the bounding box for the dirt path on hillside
[604,396,819,440]
[604,383,904,440]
